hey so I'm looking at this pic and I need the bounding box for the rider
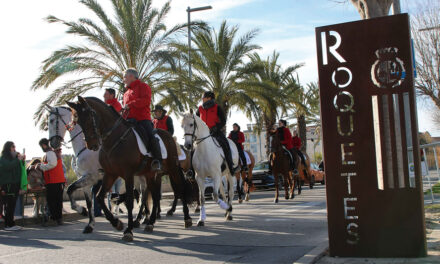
[123,68,162,171]
[104,88,122,112]
[153,105,174,136]
[196,91,235,176]
[292,130,306,167]
[277,120,296,171]
[228,123,248,172]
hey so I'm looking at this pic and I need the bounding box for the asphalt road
[0,185,328,264]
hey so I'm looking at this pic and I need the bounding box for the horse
[46,105,102,233]
[26,158,47,219]
[297,152,313,189]
[268,131,300,203]
[67,96,196,241]
[181,113,239,226]
[235,150,255,203]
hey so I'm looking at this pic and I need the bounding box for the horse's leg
[283,171,290,200]
[195,176,206,226]
[122,175,135,242]
[212,174,230,219]
[83,189,95,233]
[288,172,294,200]
[274,170,279,203]
[66,176,91,216]
[157,177,162,219]
[96,174,123,232]
[167,197,178,216]
[245,170,251,201]
[133,187,146,228]
[235,172,243,203]
[225,173,234,221]
[144,174,160,233]
[297,173,302,195]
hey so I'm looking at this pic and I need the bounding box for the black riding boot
[149,132,163,171]
[290,149,299,174]
[237,146,248,172]
[216,134,235,175]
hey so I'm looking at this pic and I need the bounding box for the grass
[424,182,440,195]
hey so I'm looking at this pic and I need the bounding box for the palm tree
[159,21,261,118]
[31,0,202,126]
[241,51,303,154]
[286,79,320,152]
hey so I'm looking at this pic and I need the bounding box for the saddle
[282,146,295,170]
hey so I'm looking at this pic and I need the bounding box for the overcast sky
[0,0,434,158]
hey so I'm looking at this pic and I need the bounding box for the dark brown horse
[235,150,255,203]
[269,131,300,203]
[67,96,196,242]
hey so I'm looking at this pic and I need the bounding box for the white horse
[182,113,239,226]
[47,106,103,233]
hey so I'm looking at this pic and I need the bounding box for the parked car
[252,161,283,189]
[310,162,325,185]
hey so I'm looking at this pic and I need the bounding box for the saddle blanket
[241,151,251,165]
[178,146,186,161]
[132,129,168,159]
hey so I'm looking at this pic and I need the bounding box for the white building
[243,124,268,163]
[304,125,323,163]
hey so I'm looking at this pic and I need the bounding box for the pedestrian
[0,141,26,231]
[33,139,66,225]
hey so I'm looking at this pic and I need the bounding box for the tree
[349,0,393,19]
[165,21,261,118]
[411,1,440,109]
[241,51,303,154]
[32,0,200,127]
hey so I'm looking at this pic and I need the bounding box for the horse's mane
[27,158,42,169]
[85,97,122,120]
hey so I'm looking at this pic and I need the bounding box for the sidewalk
[296,200,440,264]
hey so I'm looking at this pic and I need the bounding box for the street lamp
[187,5,212,81]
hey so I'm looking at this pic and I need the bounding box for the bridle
[183,115,211,146]
[49,107,87,156]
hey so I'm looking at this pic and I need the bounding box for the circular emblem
[371,47,405,89]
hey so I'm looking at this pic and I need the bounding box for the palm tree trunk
[297,114,307,152]
[264,115,275,156]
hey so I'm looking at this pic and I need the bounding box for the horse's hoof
[298,190,302,195]
[144,225,154,233]
[83,225,93,234]
[290,194,294,200]
[166,210,174,217]
[285,195,289,200]
[184,219,193,228]
[133,220,140,228]
[122,233,133,242]
[197,220,205,227]
[116,220,124,231]
[156,214,161,220]
[81,208,88,216]
[195,208,200,213]
[245,194,250,202]
[310,185,314,189]
[238,199,243,204]
[226,214,233,221]
[274,198,279,204]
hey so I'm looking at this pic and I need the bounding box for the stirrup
[151,159,162,171]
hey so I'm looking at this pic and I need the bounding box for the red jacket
[105,98,122,112]
[279,127,293,150]
[43,151,65,184]
[153,115,169,131]
[123,79,151,121]
[292,136,301,150]
[198,104,220,129]
[228,131,245,150]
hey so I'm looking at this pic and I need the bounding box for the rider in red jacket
[104,88,122,112]
[123,68,162,171]
[228,123,248,172]
[196,91,235,176]
[292,130,306,166]
[277,120,295,171]
[153,105,174,136]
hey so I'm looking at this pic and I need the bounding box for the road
[0,185,328,264]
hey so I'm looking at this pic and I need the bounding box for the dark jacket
[0,156,21,185]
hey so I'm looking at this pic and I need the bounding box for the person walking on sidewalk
[0,141,26,231]
[34,139,66,225]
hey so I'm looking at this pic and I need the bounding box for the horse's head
[182,113,197,150]
[46,105,72,149]
[67,96,101,151]
[26,158,44,190]
[268,130,282,153]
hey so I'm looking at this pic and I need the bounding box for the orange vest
[153,115,169,131]
[43,151,65,184]
[198,104,220,129]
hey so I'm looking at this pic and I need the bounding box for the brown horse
[269,131,300,203]
[235,150,255,203]
[67,96,196,242]
[298,152,313,189]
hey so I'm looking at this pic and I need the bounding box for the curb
[13,213,87,228]
[294,241,329,264]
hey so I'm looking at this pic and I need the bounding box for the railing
[409,141,440,203]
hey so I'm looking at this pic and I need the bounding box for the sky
[0,0,434,158]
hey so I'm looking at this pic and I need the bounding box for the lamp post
[187,5,212,81]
